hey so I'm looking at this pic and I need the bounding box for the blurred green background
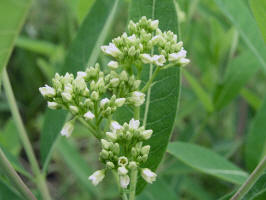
[0,0,266,199]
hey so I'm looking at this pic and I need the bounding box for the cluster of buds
[39,63,145,137]
[89,118,157,188]
[101,16,189,70]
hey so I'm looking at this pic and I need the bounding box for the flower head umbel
[89,118,156,188]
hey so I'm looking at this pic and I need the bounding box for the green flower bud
[91,91,99,101]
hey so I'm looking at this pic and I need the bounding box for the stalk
[230,156,266,200]
[141,67,160,93]
[2,68,52,200]
[129,169,138,200]
[0,147,37,200]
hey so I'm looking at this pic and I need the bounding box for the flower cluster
[39,63,145,137]
[101,16,189,70]
[89,118,157,187]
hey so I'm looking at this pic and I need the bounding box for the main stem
[230,156,266,200]
[141,67,160,93]
[2,68,51,200]
[0,147,37,200]
[129,169,138,200]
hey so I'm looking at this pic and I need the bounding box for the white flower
[74,77,87,91]
[101,139,111,149]
[168,48,187,62]
[39,85,56,97]
[107,61,119,69]
[141,129,153,140]
[151,35,163,45]
[118,156,128,166]
[106,131,117,141]
[129,91,145,106]
[64,83,73,93]
[88,170,105,186]
[141,168,157,184]
[110,121,122,132]
[129,118,140,129]
[61,92,72,102]
[69,105,79,114]
[110,78,120,87]
[77,71,87,78]
[101,43,122,57]
[60,121,74,137]
[150,20,159,30]
[152,55,166,66]
[115,98,126,107]
[127,34,137,43]
[47,101,58,109]
[140,54,153,64]
[120,175,130,188]
[84,111,95,120]
[179,58,190,66]
[100,98,110,108]
[118,166,128,175]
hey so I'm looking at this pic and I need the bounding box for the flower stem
[230,156,266,200]
[141,67,160,93]
[129,169,138,200]
[0,147,37,200]
[2,68,51,200]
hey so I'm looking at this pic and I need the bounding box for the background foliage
[0,0,266,199]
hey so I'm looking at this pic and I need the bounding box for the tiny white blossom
[106,131,117,141]
[107,61,119,69]
[129,91,145,106]
[118,156,128,166]
[152,55,166,66]
[140,54,153,64]
[101,43,122,57]
[60,121,74,137]
[77,71,87,78]
[150,20,159,30]
[110,78,120,87]
[129,118,140,129]
[61,92,72,102]
[179,58,190,66]
[74,77,87,91]
[88,170,105,186]
[64,83,73,93]
[39,85,56,97]
[168,48,187,62]
[120,175,130,188]
[47,101,58,109]
[141,168,157,184]
[100,98,110,108]
[101,139,111,149]
[141,129,153,140]
[110,121,123,132]
[84,111,95,120]
[127,34,137,43]
[69,105,79,114]
[118,166,128,175]
[115,98,126,107]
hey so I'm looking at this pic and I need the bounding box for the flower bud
[47,101,58,109]
[150,20,159,30]
[118,166,128,175]
[129,161,137,170]
[141,129,153,140]
[110,121,123,133]
[100,98,110,108]
[89,169,105,186]
[69,105,79,114]
[128,46,136,56]
[129,118,140,129]
[141,145,150,155]
[101,139,111,149]
[101,43,122,57]
[106,161,115,169]
[100,150,109,159]
[77,71,87,79]
[152,55,166,66]
[91,91,99,101]
[110,78,120,87]
[39,85,56,98]
[106,131,117,142]
[60,121,74,137]
[62,92,72,102]
[115,98,126,107]
[129,91,145,106]
[84,111,95,120]
[120,175,130,188]
[120,71,128,81]
[140,54,153,64]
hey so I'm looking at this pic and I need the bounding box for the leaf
[168,142,248,185]
[214,0,266,70]
[249,0,266,43]
[0,0,32,78]
[183,69,214,112]
[56,137,100,198]
[127,0,181,194]
[77,0,96,25]
[214,51,261,110]
[241,88,262,110]
[40,0,120,170]
[0,179,23,200]
[245,95,266,171]
[136,178,178,200]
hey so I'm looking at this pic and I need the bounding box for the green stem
[2,68,51,200]
[230,156,266,200]
[129,169,138,200]
[112,170,128,200]
[0,147,37,200]
[141,67,160,93]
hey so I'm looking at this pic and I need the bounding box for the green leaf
[136,178,178,200]
[0,0,32,77]
[127,0,181,194]
[40,0,120,170]
[168,142,248,185]
[183,69,214,112]
[214,51,261,110]
[214,0,266,70]
[77,0,96,25]
[56,137,100,198]
[245,95,266,171]
[0,179,23,200]
[241,88,262,111]
[249,0,266,43]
